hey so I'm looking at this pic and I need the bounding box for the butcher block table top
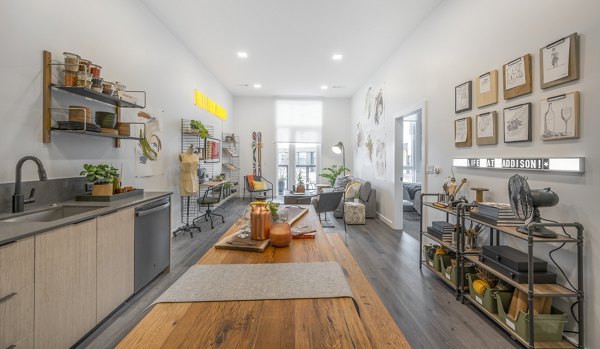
[117,206,410,349]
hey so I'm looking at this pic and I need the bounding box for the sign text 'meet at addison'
[453,157,585,173]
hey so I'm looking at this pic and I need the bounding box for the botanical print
[479,73,491,93]
[374,88,384,125]
[477,113,494,138]
[455,82,471,112]
[356,122,363,149]
[504,104,530,143]
[505,57,526,90]
[542,37,570,84]
[375,140,386,179]
[365,134,374,163]
[455,119,468,143]
[364,86,373,119]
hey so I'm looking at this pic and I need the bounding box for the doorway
[394,108,424,237]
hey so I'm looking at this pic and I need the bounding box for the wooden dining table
[117,206,410,348]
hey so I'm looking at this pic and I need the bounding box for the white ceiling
[140,0,443,97]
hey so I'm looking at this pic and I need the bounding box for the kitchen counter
[0,191,172,245]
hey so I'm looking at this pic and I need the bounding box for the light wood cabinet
[12,332,34,349]
[34,219,97,349]
[0,237,34,349]
[96,207,135,322]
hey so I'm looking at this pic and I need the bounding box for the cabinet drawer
[8,332,34,349]
[0,237,34,298]
[0,285,34,349]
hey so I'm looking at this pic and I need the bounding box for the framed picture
[455,81,472,113]
[204,137,221,163]
[475,70,498,108]
[541,91,580,141]
[455,117,472,147]
[540,33,580,89]
[476,111,497,145]
[503,54,532,100]
[503,103,532,143]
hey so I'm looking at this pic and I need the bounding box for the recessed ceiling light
[237,51,248,58]
[321,85,329,90]
[253,84,262,88]
[332,54,343,61]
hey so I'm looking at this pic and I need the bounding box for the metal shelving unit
[221,133,240,198]
[419,193,584,349]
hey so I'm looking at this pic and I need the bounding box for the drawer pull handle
[0,292,17,304]
[7,345,17,349]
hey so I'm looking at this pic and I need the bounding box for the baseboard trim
[376,212,394,228]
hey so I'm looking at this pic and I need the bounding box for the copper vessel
[250,202,271,241]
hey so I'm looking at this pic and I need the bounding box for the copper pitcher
[250,202,271,241]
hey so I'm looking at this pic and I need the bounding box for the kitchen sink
[0,205,102,223]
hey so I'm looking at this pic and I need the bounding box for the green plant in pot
[80,164,119,196]
[295,172,305,193]
[190,120,209,139]
[319,165,350,187]
[267,201,280,220]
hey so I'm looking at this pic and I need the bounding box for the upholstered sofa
[332,177,377,219]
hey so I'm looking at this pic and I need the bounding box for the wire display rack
[222,132,240,197]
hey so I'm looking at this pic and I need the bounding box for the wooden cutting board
[284,206,309,225]
[214,234,270,252]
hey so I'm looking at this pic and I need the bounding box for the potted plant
[80,164,119,196]
[190,120,209,139]
[296,172,305,193]
[354,192,360,203]
[319,165,350,187]
[267,201,280,221]
[277,175,286,195]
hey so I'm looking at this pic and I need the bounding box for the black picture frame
[503,103,532,143]
[203,137,221,163]
[455,81,472,113]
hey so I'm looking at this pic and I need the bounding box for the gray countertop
[0,191,172,246]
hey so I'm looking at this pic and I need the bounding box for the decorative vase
[296,184,305,193]
[92,183,113,196]
[270,222,292,247]
[354,197,359,203]
[250,202,271,240]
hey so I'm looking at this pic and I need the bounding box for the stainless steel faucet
[12,156,48,213]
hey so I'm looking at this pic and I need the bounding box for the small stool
[344,201,365,225]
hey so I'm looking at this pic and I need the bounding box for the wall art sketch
[455,81,472,113]
[503,54,532,100]
[503,103,531,143]
[365,134,374,163]
[540,33,580,89]
[135,111,163,177]
[541,92,580,141]
[454,117,472,147]
[476,111,497,145]
[374,88,384,125]
[364,86,373,119]
[374,139,386,179]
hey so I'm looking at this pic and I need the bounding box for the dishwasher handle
[136,202,170,217]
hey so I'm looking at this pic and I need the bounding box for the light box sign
[453,157,584,173]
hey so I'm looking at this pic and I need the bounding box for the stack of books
[428,221,454,243]
[470,202,525,227]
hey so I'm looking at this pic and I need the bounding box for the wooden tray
[75,188,144,202]
[214,234,270,252]
[283,206,309,225]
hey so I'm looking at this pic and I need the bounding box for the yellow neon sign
[194,89,227,120]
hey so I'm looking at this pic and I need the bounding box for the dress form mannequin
[179,145,200,196]
[174,145,201,238]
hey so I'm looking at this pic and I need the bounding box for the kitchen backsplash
[0,177,87,213]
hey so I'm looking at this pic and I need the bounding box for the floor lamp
[332,142,345,175]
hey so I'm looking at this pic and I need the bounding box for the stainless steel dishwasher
[134,196,171,293]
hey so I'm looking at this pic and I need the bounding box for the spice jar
[102,81,115,95]
[89,64,102,78]
[63,52,80,72]
[76,71,87,87]
[250,202,271,241]
[91,78,103,92]
[78,59,91,73]
[64,71,77,87]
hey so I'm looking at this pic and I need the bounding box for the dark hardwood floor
[78,198,519,349]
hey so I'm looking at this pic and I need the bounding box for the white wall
[233,97,352,189]
[0,0,234,229]
[351,0,599,346]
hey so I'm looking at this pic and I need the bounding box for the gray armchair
[311,191,345,230]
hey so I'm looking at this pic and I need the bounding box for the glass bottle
[544,103,555,137]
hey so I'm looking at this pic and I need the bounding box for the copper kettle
[250,202,271,241]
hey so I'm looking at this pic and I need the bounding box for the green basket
[433,253,451,272]
[494,292,568,342]
[440,258,476,287]
[466,273,513,314]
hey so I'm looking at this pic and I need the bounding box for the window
[403,112,422,183]
[276,100,322,193]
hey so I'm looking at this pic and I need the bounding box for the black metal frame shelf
[419,193,584,349]
[50,128,141,140]
[51,84,146,109]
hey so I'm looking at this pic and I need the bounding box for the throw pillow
[253,180,267,191]
[333,175,352,191]
[345,182,362,200]
[247,175,255,190]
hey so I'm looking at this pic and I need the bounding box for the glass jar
[78,59,91,73]
[64,71,77,87]
[102,81,115,95]
[89,64,102,78]
[63,52,80,72]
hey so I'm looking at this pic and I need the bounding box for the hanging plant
[190,120,209,139]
